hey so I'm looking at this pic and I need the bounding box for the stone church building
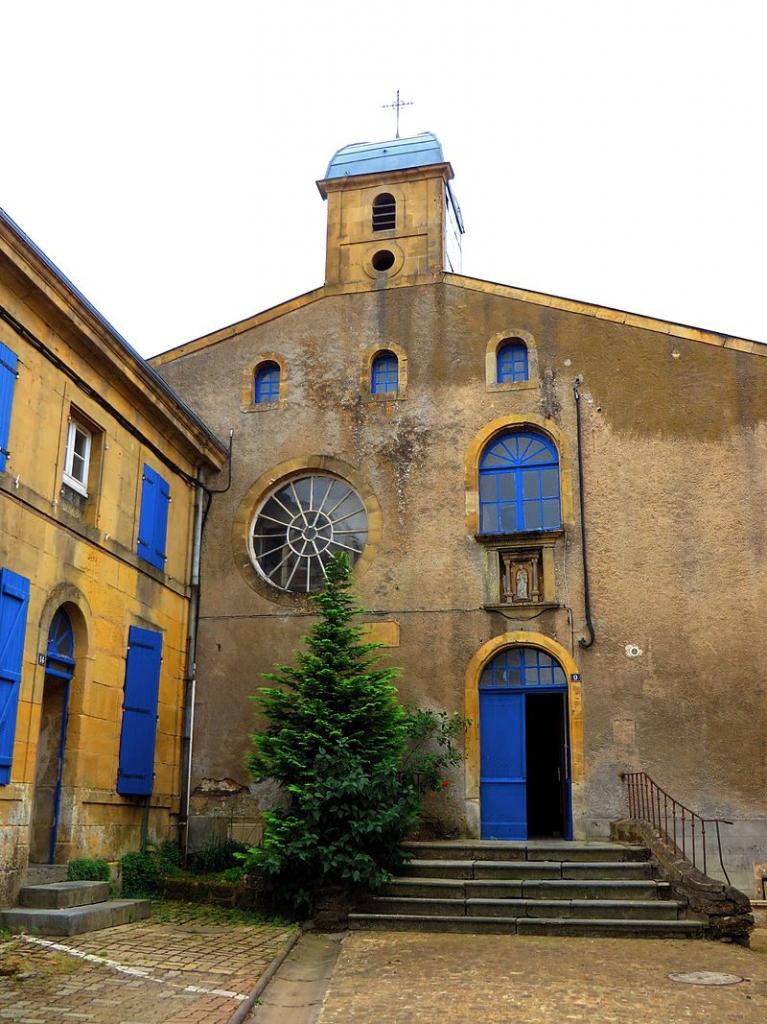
[152,133,767,895]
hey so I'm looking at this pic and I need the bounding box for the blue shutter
[137,464,170,571]
[0,342,19,473]
[0,568,30,785]
[116,626,163,796]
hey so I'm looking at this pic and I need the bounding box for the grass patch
[148,899,291,929]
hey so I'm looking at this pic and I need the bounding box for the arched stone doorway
[464,632,584,841]
[30,608,75,863]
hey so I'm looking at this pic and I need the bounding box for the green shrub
[120,851,159,897]
[243,553,423,916]
[220,866,245,883]
[156,839,183,875]
[189,838,248,875]
[67,858,110,882]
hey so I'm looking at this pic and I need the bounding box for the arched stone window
[479,430,561,534]
[496,339,528,383]
[254,361,281,405]
[371,351,399,395]
[372,193,396,231]
[485,329,537,390]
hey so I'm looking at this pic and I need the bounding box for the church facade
[152,134,767,895]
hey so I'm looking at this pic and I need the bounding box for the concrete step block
[18,881,110,910]
[525,843,649,863]
[381,878,466,899]
[0,899,150,936]
[403,860,475,879]
[466,899,682,921]
[471,861,561,880]
[403,842,527,862]
[464,880,525,898]
[561,861,654,880]
[520,879,665,901]
[349,914,519,934]
[23,865,67,886]
[360,897,465,917]
[402,841,649,864]
[516,917,705,938]
[348,914,705,938]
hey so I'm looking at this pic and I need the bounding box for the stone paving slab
[0,902,297,1024]
[318,929,767,1023]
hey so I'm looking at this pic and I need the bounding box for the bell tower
[316,133,464,294]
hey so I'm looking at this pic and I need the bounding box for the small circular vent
[371,249,395,272]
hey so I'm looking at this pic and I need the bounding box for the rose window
[250,474,368,592]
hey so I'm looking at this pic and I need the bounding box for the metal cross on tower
[382,90,413,139]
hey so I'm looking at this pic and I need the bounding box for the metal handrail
[621,771,733,885]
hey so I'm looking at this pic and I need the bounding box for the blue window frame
[117,626,163,797]
[137,464,170,571]
[255,362,280,404]
[0,568,30,786]
[371,351,399,395]
[0,341,19,473]
[496,340,528,383]
[479,430,561,534]
[46,609,75,681]
[480,646,567,689]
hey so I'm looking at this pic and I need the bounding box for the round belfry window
[250,475,368,593]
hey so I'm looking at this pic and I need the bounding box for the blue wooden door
[480,689,527,839]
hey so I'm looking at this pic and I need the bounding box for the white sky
[1,1,765,357]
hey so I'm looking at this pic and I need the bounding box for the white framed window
[63,419,92,497]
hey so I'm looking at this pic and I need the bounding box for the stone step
[513,879,668,901]
[18,881,110,910]
[403,841,649,864]
[384,877,670,901]
[23,864,68,886]
[348,914,706,938]
[361,896,683,921]
[402,859,654,881]
[0,899,150,936]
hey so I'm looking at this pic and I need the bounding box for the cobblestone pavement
[0,902,296,1024]
[318,930,767,1024]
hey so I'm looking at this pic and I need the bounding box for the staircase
[0,873,150,936]
[350,840,707,938]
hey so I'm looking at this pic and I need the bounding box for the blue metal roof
[324,132,447,180]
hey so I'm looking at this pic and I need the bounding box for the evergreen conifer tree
[246,552,418,914]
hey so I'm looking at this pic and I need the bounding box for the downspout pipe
[573,378,595,649]
[178,464,205,862]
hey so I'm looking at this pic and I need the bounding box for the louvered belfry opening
[372,192,396,231]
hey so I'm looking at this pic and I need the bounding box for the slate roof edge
[0,206,228,460]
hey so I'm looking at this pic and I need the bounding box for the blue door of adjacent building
[30,608,75,864]
[479,646,572,841]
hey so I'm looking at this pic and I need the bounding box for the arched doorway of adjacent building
[479,645,572,840]
[30,608,75,863]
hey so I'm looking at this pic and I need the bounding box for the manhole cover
[668,971,743,986]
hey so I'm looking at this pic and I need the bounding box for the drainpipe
[178,465,205,862]
[573,377,595,649]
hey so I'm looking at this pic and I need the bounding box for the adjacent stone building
[151,133,767,895]
[0,210,226,903]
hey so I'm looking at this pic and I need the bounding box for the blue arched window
[480,646,567,689]
[254,362,280,404]
[371,351,399,395]
[497,340,528,383]
[479,430,561,534]
[47,608,75,681]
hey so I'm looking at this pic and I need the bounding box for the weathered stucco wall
[158,279,767,894]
